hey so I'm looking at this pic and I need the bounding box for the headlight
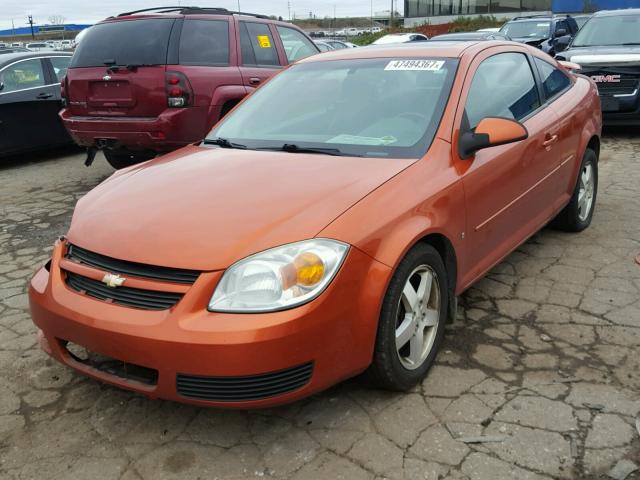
[209,239,349,313]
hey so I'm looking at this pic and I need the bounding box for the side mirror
[459,117,528,159]
[554,28,567,38]
[554,36,571,52]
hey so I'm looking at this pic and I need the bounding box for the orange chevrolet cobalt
[29,41,601,407]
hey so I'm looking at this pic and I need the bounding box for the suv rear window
[70,19,174,68]
[179,19,229,66]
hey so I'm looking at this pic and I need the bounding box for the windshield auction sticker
[385,60,445,71]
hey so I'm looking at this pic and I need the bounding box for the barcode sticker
[385,60,445,71]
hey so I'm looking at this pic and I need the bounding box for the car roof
[0,51,72,67]
[298,40,496,64]
[592,8,640,16]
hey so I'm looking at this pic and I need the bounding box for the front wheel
[552,148,598,232]
[103,150,156,169]
[367,243,448,391]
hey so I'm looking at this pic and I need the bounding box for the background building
[404,0,640,24]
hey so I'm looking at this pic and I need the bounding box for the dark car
[500,14,579,56]
[556,9,640,125]
[430,31,511,41]
[0,52,73,157]
[61,6,320,169]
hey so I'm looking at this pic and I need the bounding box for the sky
[1,0,404,30]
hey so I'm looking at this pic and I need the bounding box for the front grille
[66,244,200,284]
[596,78,638,96]
[62,340,158,385]
[176,362,314,402]
[66,271,183,310]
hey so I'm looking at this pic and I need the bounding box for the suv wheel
[103,150,156,169]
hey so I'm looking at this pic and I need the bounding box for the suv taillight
[165,71,193,108]
[60,76,68,106]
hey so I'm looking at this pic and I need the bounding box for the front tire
[552,148,598,232]
[367,243,448,391]
[103,150,156,169]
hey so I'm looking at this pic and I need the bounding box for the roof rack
[511,13,572,20]
[115,6,270,19]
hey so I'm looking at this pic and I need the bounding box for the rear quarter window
[534,57,571,100]
[70,19,174,68]
[179,19,230,66]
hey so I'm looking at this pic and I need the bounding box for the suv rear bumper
[60,106,215,152]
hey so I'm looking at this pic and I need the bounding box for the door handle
[543,134,558,148]
[36,92,53,99]
[249,77,261,86]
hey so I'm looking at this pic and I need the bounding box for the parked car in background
[25,42,56,52]
[30,41,600,408]
[372,33,429,45]
[314,41,334,52]
[573,14,592,29]
[431,31,511,41]
[57,40,73,51]
[0,47,30,55]
[500,14,579,55]
[555,9,640,125]
[0,52,73,157]
[61,6,319,168]
[324,40,358,49]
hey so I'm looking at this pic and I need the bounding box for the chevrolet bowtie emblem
[103,75,112,81]
[102,273,125,288]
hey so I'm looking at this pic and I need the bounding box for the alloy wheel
[395,265,441,370]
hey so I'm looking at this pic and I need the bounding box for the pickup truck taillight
[166,71,193,108]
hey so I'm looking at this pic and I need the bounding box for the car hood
[67,146,414,271]
[512,37,546,46]
[562,46,640,66]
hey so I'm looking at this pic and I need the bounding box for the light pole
[28,15,35,39]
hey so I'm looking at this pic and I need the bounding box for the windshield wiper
[620,43,640,46]
[264,143,347,156]
[202,137,247,149]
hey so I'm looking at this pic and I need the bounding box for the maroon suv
[61,7,319,168]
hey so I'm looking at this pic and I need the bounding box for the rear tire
[552,148,598,232]
[367,243,448,391]
[103,150,156,169]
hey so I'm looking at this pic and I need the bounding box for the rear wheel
[103,150,156,169]
[367,243,448,391]
[552,148,598,232]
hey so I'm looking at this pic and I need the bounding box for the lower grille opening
[177,362,314,402]
[62,340,158,386]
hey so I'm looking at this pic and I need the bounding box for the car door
[237,20,283,91]
[532,56,579,209]
[41,55,73,146]
[0,57,56,155]
[454,49,562,286]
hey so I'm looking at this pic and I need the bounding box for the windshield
[70,19,174,68]
[207,58,458,159]
[572,14,640,46]
[501,20,550,38]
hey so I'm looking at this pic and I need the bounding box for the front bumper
[28,241,391,408]
[59,106,215,152]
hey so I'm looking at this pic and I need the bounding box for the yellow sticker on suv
[257,35,272,48]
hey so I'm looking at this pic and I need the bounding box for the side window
[534,57,571,100]
[275,26,318,63]
[50,56,71,82]
[179,19,229,65]
[0,59,45,93]
[240,22,280,67]
[464,53,540,129]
